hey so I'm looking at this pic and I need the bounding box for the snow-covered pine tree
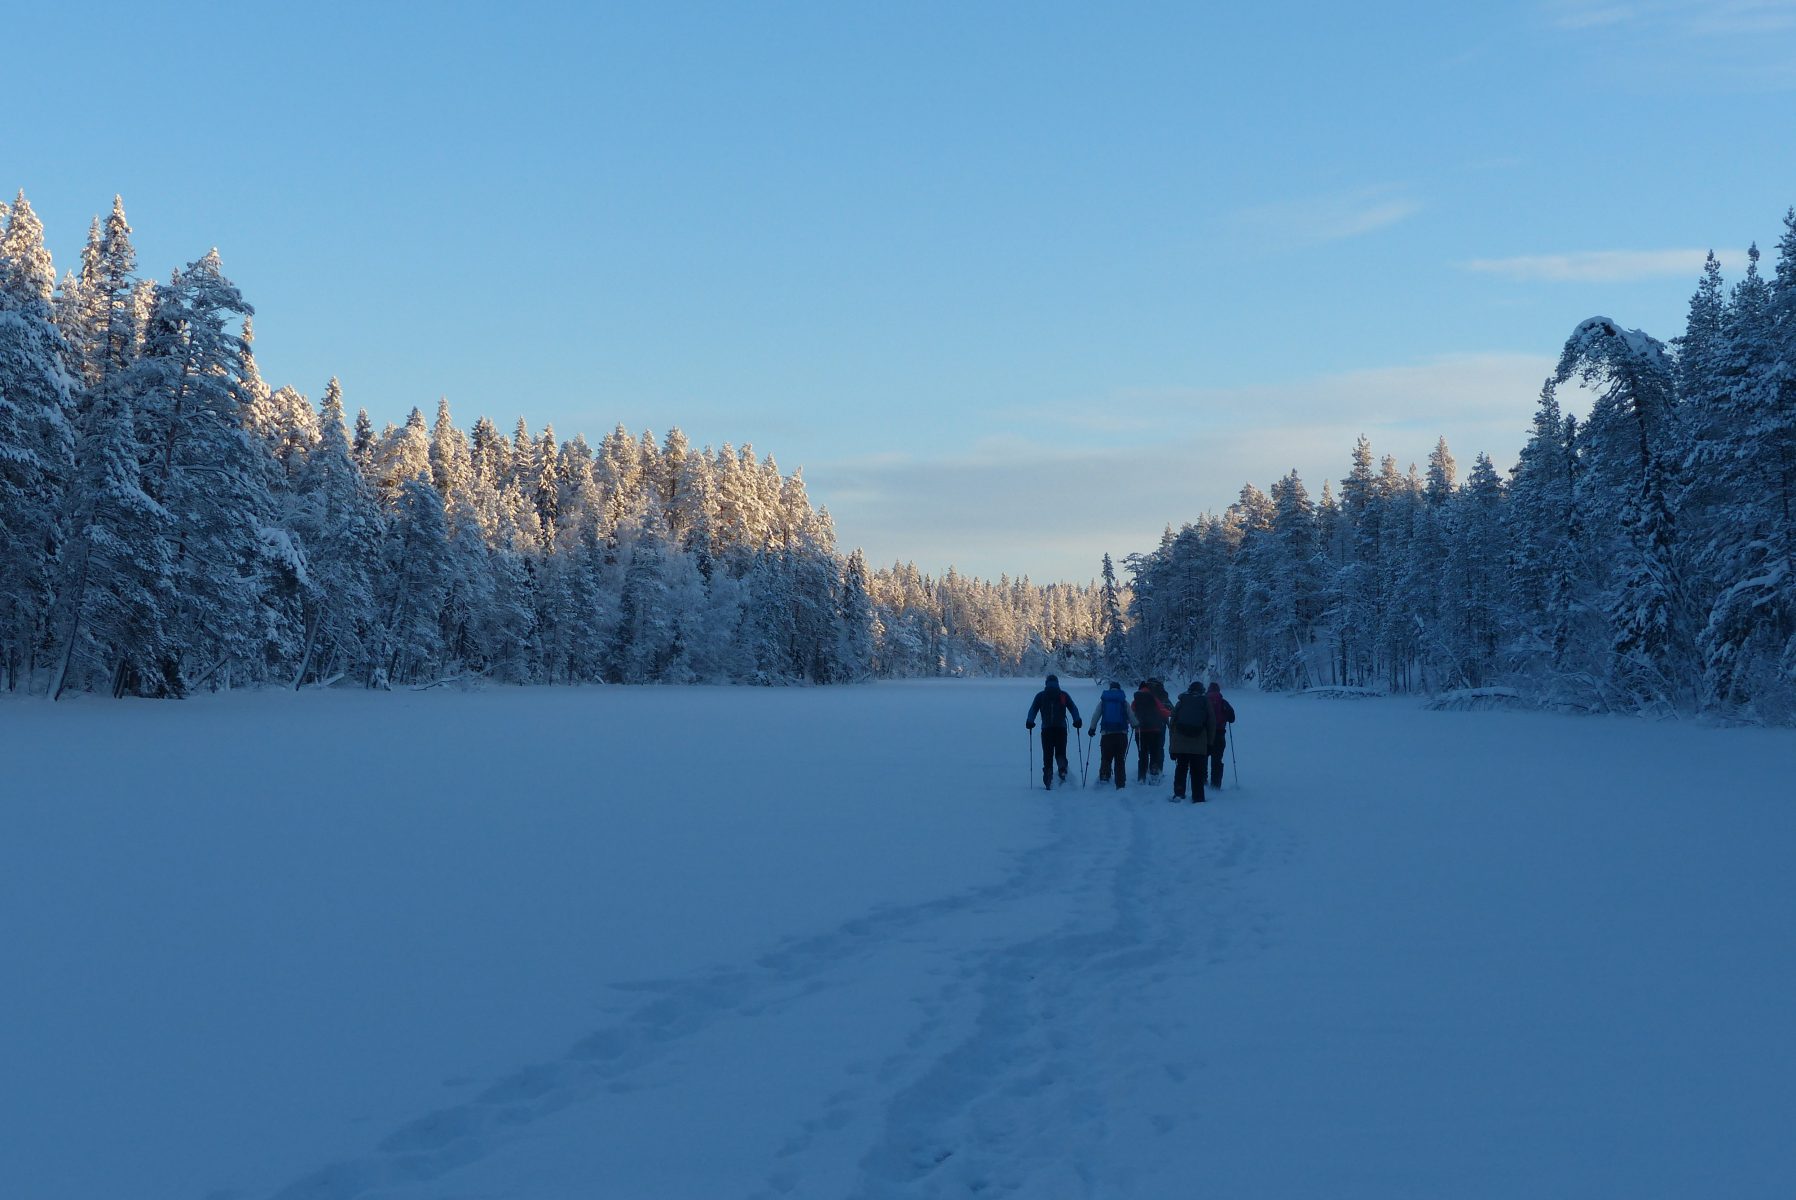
[0,195,76,690]
[290,379,383,688]
[836,547,877,682]
[372,475,451,687]
[1097,552,1126,675]
[71,198,139,391]
[1439,452,1509,688]
[1262,470,1321,690]
[48,361,177,699]
[131,252,290,689]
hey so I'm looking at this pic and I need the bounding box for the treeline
[1113,207,1796,723]
[0,192,1101,696]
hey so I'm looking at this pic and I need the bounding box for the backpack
[1101,691,1128,728]
[1172,693,1210,736]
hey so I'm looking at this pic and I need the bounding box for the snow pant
[1136,728,1165,781]
[1207,732,1227,789]
[1172,752,1206,800]
[1098,731,1128,787]
[1040,726,1069,785]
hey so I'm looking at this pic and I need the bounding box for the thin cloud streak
[1547,0,1796,31]
[1232,186,1423,245]
[809,353,1560,581]
[1460,248,1746,282]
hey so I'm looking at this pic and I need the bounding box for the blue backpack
[1101,690,1128,729]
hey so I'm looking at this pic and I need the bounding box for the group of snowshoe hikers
[1025,675,1235,803]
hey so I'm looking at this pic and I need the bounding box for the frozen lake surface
[4,679,1794,1199]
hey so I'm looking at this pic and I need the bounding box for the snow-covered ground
[4,679,1794,1200]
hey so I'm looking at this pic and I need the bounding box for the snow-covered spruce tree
[48,359,177,699]
[67,198,139,392]
[1,192,57,310]
[1261,470,1322,690]
[1507,379,1596,690]
[0,193,76,691]
[290,379,383,688]
[1336,435,1385,687]
[1694,221,1796,715]
[836,548,878,682]
[1097,552,1127,676]
[374,405,433,505]
[1555,316,1694,710]
[1438,452,1510,689]
[371,475,451,687]
[131,252,292,690]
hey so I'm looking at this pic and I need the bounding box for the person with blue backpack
[1025,674,1082,789]
[1088,680,1138,789]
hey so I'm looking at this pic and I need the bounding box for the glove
[1089,726,1098,737]
[1073,718,1082,729]
[1025,721,1034,730]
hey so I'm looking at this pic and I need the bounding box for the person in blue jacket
[1088,679,1138,789]
[1024,674,1082,788]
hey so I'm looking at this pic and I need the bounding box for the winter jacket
[1167,689,1214,756]
[1205,685,1236,750]
[1026,686,1082,730]
[1132,686,1170,731]
[1093,686,1137,734]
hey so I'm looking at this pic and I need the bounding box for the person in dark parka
[1167,680,1214,802]
[1205,681,1237,790]
[1024,674,1082,788]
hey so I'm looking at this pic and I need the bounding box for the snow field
[3,680,1794,1199]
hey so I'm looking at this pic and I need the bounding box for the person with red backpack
[1088,680,1138,789]
[1024,674,1082,789]
[1204,681,1237,790]
[1131,680,1170,784]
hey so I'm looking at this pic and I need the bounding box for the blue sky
[9,0,1796,580]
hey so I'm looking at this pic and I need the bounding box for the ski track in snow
[262,786,1297,1200]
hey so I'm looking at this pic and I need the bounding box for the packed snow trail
[261,745,1293,1200]
[4,680,1795,1199]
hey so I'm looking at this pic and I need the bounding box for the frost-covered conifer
[291,379,383,688]
[0,197,75,690]
[132,252,288,688]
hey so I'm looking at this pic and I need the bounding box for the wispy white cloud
[1459,248,1746,282]
[1232,186,1423,245]
[1548,2,1642,29]
[1540,0,1796,87]
[1547,0,1796,31]
[809,353,1558,581]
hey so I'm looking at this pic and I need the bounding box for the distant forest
[0,193,1104,697]
[5,193,1792,719]
[1110,207,1796,723]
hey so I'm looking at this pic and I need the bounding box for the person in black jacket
[1131,680,1170,784]
[1024,674,1082,789]
[1167,680,1214,803]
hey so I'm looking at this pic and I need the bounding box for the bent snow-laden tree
[1554,316,1694,711]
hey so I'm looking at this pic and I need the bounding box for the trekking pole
[1027,728,1035,789]
[1230,727,1240,789]
[1080,727,1091,787]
